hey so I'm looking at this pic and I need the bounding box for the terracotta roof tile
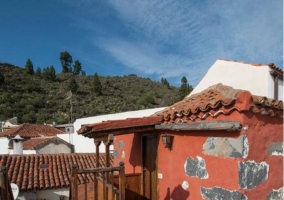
[154,83,283,123]
[19,137,74,150]
[22,137,55,150]
[0,123,64,138]
[0,153,111,191]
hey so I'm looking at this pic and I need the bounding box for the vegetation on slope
[0,56,193,124]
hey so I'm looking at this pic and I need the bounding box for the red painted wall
[113,133,142,174]
[113,110,283,199]
[157,111,283,199]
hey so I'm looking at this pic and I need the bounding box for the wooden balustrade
[69,161,125,200]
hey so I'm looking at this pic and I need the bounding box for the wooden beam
[84,126,156,138]
[155,121,242,132]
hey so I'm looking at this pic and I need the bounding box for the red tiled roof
[0,123,64,138]
[78,84,283,136]
[22,137,54,150]
[19,137,73,150]
[154,83,283,123]
[0,153,111,191]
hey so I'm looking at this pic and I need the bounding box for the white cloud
[68,0,283,85]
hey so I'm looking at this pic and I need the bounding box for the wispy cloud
[67,0,282,86]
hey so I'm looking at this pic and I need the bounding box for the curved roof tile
[0,153,110,191]
[0,123,64,138]
[154,83,283,123]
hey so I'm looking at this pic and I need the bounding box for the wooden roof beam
[155,121,242,132]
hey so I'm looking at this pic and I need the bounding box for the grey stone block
[118,140,124,148]
[266,187,284,200]
[203,135,248,158]
[239,160,269,189]
[113,150,119,158]
[184,156,208,179]
[267,141,283,156]
[201,186,247,200]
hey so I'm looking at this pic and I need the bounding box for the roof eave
[83,125,157,138]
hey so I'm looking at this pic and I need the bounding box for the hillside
[0,63,186,124]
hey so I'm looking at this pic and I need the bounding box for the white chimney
[12,135,24,154]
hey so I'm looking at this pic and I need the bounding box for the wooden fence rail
[69,161,125,200]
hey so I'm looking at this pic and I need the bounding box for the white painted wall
[278,79,283,100]
[37,188,69,200]
[0,138,9,154]
[189,60,282,100]
[9,149,36,154]
[58,107,166,153]
[17,188,69,200]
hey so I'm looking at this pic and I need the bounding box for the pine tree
[35,67,42,77]
[161,77,170,89]
[73,60,82,75]
[60,51,73,73]
[93,73,102,95]
[25,59,34,75]
[42,65,56,81]
[179,76,189,99]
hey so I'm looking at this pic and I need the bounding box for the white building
[190,59,283,100]
[58,107,166,153]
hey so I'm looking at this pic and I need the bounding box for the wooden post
[94,139,101,200]
[118,161,125,200]
[94,140,101,168]
[103,134,114,200]
[274,75,279,100]
[71,164,78,200]
[104,134,114,169]
[84,174,87,200]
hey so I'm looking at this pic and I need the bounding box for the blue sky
[0,0,282,86]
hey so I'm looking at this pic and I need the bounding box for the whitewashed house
[57,107,166,153]
[190,59,283,100]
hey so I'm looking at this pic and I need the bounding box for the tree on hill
[161,77,170,89]
[0,71,4,86]
[179,76,193,99]
[60,51,73,73]
[68,76,78,93]
[93,73,102,95]
[25,59,34,75]
[42,65,56,81]
[35,67,42,77]
[73,60,82,75]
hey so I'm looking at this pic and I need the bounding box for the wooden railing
[69,161,125,200]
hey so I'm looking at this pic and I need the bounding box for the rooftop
[155,83,283,123]
[0,123,64,138]
[0,153,110,191]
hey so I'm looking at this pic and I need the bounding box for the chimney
[12,135,24,154]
